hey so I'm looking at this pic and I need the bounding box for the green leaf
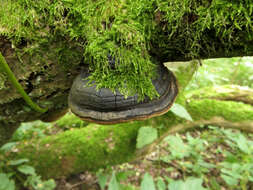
[0,142,17,152]
[170,103,193,121]
[141,173,156,190]
[97,172,108,190]
[39,179,56,190]
[156,177,166,190]
[236,134,250,154]
[210,177,221,190]
[168,178,206,190]
[221,174,238,186]
[9,158,29,166]
[108,172,120,190]
[0,173,15,190]
[116,171,133,182]
[18,165,36,175]
[5,181,15,190]
[136,127,158,149]
[121,185,138,190]
[24,175,41,188]
[164,135,190,159]
[168,180,184,190]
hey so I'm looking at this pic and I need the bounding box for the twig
[0,52,48,113]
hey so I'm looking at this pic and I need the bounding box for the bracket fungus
[68,64,178,124]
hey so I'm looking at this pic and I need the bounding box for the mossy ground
[65,126,253,190]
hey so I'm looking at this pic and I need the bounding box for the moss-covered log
[3,84,252,179]
[0,0,253,128]
[1,1,253,173]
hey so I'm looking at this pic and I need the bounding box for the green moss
[187,99,253,122]
[10,115,181,178]
[186,85,253,122]
[186,85,253,102]
[154,0,253,59]
[11,121,142,178]
[54,112,88,129]
[12,97,253,178]
[1,0,252,99]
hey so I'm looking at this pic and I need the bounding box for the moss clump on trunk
[0,1,253,128]
[1,0,253,100]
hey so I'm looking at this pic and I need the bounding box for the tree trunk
[0,36,82,127]
[1,1,253,129]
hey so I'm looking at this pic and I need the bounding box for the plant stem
[0,52,48,113]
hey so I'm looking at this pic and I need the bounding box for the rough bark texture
[0,36,82,127]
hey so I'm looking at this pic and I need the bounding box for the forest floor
[55,124,253,190]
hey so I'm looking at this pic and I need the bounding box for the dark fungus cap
[68,64,178,124]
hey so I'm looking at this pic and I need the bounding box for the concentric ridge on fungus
[68,64,178,124]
